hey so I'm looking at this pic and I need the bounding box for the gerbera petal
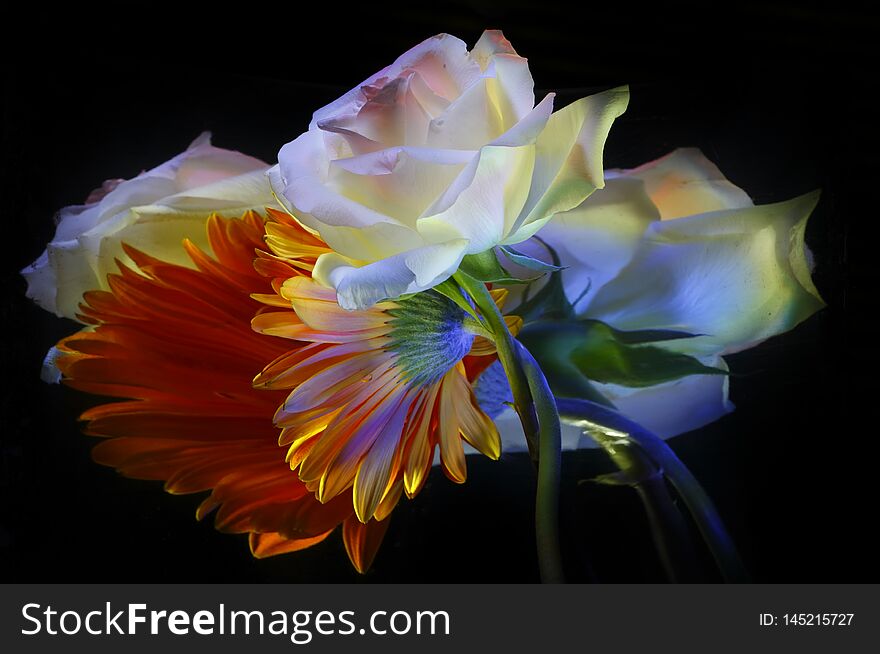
[352,392,414,522]
[403,387,440,498]
[249,530,334,559]
[342,514,393,574]
[437,371,467,483]
[453,373,501,460]
[282,276,393,332]
[318,382,410,505]
[53,213,375,567]
[280,350,390,415]
[296,360,399,490]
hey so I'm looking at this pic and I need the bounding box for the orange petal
[374,480,403,522]
[342,514,392,574]
[437,372,467,484]
[403,386,439,498]
[352,391,413,522]
[454,373,501,460]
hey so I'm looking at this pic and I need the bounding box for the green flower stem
[453,272,539,457]
[556,398,750,583]
[586,428,698,583]
[453,271,563,583]
[515,340,565,584]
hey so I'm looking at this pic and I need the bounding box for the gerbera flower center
[386,291,475,386]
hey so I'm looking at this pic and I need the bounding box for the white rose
[490,148,825,446]
[22,132,273,320]
[269,30,629,309]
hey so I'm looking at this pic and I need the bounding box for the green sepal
[459,249,538,285]
[508,238,577,322]
[499,245,565,273]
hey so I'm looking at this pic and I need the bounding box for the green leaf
[570,321,725,387]
[499,245,565,273]
[459,249,537,284]
[519,319,727,390]
[590,320,703,345]
[517,320,614,406]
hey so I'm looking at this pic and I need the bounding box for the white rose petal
[584,190,825,355]
[494,149,824,444]
[22,133,273,320]
[272,30,629,309]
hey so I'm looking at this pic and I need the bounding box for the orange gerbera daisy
[252,209,508,522]
[55,209,509,572]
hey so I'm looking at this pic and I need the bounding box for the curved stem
[453,271,564,582]
[453,272,539,457]
[588,428,698,582]
[557,397,750,582]
[516,341,565,584]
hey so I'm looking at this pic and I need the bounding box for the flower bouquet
[20,31,825,582]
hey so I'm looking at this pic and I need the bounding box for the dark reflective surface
[1,2,872,582]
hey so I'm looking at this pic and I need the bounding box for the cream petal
[281,173,422,259]
[491,93,555,148]
[40,346,63,384]
[73,171,275,318]
[275,129,330,188]
[151,168,275,213]
[417,144,536,252]
[471,30,534,125]
[509,85,630,240]
[20,251,59,316]
[273,159,421,262]
[313,239,469,310]
[406,69,451,122]
[93,133,264,214]
[317,73,434,150]
[527,176,659,313]
[591,356,733,438]
[172,133,268,190]
[94,177,180,222]
[484,53,535,129]
[425,56,537,150]
[51,204,102,242]
[328,146,473,228]
[34,239,102,319]
[470,29,519,67]
[311,33,481,131]
[277,131,427,261]
[425,77,504,150]
[584,191,825,355]
[24,136,268,320]
[626,147,753,219]
[90,214,214,297]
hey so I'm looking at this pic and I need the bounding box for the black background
[0,2,875,582]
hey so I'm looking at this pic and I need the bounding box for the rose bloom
[485,148,825,448]
[269,30,629,309]
[22,133,273,321]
